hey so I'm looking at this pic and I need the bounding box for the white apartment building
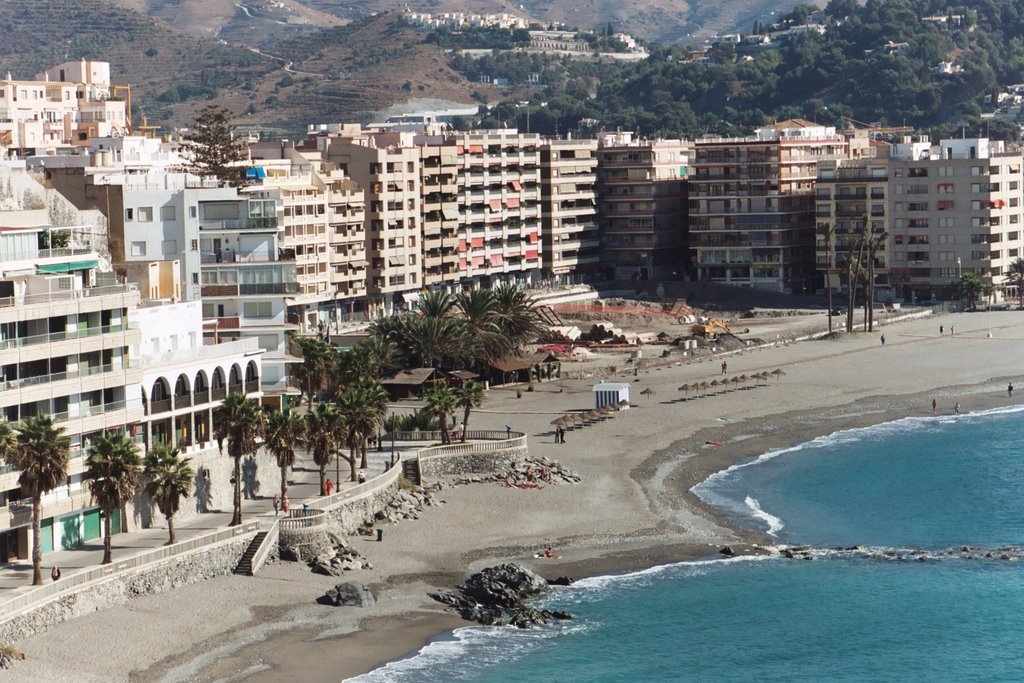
[0,226,142,561]
[0,61,130,156]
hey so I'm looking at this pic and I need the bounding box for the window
[938,218,956,229]
[937,201,954,210]
[972,166,983,176]
[192,273,199,284]
[189,206,197,218]
[191,239,198,251]
[908,167,928,177]
[160,206,176,221]
[908,202,928,211]
[243,302,273,319]
[138,207,153,222]
[161,240,178,256]
[125,208,134,222]
[937,184,954,193]
[130,241,146,256]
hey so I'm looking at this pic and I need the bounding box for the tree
[86,431,142,564]
[455,381,485,443]
[184,105,248,186]
[291,336,334,408]
[455,289,509,368]
[1006,257,1024,309]
[818,222,835,333]
[265,408,306,505]
[491,283,545,354]
[143,445,194,545]
[306,403,346,491]
[865,228,888,331]
[957,273,984,310]
[9,416,70,585]
[424,384,459,445]
[214,393,266,526]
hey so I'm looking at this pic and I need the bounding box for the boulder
[547,576,575,586]
[318,582,375,607]
[459,563,549,608]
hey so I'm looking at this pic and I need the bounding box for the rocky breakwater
[372,484,441,524]
[429,563,572,628]
[436,457,581,490]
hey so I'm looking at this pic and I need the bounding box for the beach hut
[593,381,630,409]
[379,367,444,400]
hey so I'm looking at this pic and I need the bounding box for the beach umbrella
[772,368,787,382]
[730,376,741,391]
[551,417,565,426]
[709,379,720,394]
[585,409,601,423]
[699,381,710,396]
[640,387,656,401]
[618,399,631,409]
[678,383,691,400]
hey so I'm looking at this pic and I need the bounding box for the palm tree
[291,336,335,407]
[407,315,465,368]
[86,431,142,564]
[417,290,456,318]
[455,288,510,368]
[354,378,388,468]
[1007,257,1024,310]
[306,403,346,492]
[264,408,306,505]
[492,283,544,353]
[957,273,983,311]
[336,380,387,472]
[214,393,266,526]
[818,221,835,333]
[143,444,194,545]
[424,384,459,445]
[455,380,485,443]
[9,416,70,585]
[865,228,888,331]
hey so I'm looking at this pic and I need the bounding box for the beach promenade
[6,309,1024,682]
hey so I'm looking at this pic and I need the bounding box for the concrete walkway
[0,443,417,595]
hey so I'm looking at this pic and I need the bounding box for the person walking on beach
[721,360,728,375]
[931,398,937,415]
[880,334,886,347]
[955,402,961,415]
[940,325,944,335]
[950,325,955,336]
[1009,383,1014,398]
[272,494,280,516]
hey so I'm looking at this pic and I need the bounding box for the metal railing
[417,434,527,461]
[250,520,279,573]
[0,284,137,309]
[309,457,403,511]
[383,430,525,442]
[0,522,259,621]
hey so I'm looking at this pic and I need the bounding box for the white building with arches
[135,299,263,493]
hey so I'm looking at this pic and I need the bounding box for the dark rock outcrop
[317,582,375,607]
[429,563,572,628]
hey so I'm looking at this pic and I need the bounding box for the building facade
[541,138,599,281]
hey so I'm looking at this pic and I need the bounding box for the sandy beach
[5,308,1024,682]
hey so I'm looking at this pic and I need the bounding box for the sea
[351,405,1024,682]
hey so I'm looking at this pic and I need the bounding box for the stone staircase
[233,531,269,576]
[402,458,421,486]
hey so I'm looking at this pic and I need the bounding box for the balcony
[245,379,260,393]
[198,216,278,231]
[0,283,137,310]
[201,283,300,297]
[0,322,134,352]
[212,386,227,401]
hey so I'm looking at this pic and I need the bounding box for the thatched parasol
[678,383,692,399]
[772,368,787,381]
[698,381,710,396]
[639,387,656,401]
[730,376,742,391]
[618,399,631,408]
[551,417,566,426]
[709,379,720,394]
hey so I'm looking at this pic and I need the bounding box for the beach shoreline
[6,310,1024,683]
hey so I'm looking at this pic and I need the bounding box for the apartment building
[247,142,368,329]
[596,133,689,281]
[313,127,423,314]
[690,120,850,293]
[815,147,892,301]
[885,137,1024,303]
[0,227,142,561]
[0,60,131,156]
[418,141,462,288]
[447,130,543,288]
[540,139,599,280]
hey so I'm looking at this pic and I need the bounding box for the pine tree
[184,106,248,186]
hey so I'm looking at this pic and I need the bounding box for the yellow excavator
[691,319,731,340]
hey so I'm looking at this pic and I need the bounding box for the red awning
[458,239,467,252]
[471,237,484,248]
[490,253,504,266]
[510,180,522,191]
[525,249,539,260]
[472,255,485,267]
[469,145,484,154]
[506,197,520,208]
[489,199,502,211]
[527,232,538,244]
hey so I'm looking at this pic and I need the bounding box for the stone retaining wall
[279,526,340,562]
[1,535,253,644]
[418,446,529,478]
[324,479,401,534]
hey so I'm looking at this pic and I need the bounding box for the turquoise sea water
[352,406,1024,682]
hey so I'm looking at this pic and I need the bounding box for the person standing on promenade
[325,478,333,496]
[506,425,512,438]
[51,566,61,582]
[272,495,280,516]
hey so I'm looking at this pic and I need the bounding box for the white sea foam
[347,621,584,682]
[744,496,784,536]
